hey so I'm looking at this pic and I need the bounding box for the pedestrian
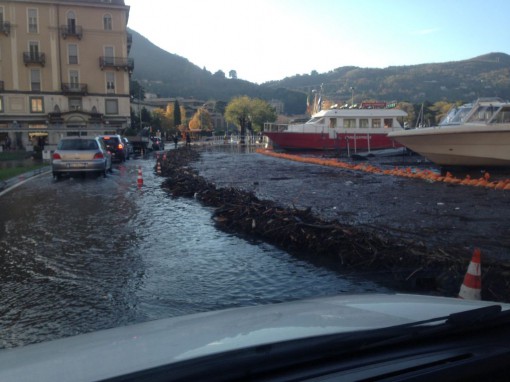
[185,132,191,147]
[173,134,179,149]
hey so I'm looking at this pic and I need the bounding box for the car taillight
[52,153,61,159]
[118,143,124,150]
[94,152,104,159]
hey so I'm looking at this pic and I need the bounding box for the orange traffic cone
[458,248,482,300]
[137,166,143,187]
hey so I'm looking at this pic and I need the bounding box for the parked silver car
[52,136,112,179]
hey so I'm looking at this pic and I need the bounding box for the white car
[51,137,112,180]
[1,293,509,381]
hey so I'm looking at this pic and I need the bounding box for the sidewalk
[0,164,51,195]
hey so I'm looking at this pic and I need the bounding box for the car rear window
[59,139,98,150]
[102,137,120,146]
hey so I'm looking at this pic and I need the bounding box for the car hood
[0,293,508,381]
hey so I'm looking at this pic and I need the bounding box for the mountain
[265,53,510,105]
[129,28,510,113]
[128,29,306,114]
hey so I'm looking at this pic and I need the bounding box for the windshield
[439,104,472,125]
[1,1,510,380]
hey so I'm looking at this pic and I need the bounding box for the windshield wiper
[351,304,505,351]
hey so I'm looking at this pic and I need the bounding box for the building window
[69,97,82,111]
[103,14,112,31]
[67,11,76,33]
[30,97,44,113]
[372,119,381,128]
[28,8,38,33]
[104,46,114,65]
[360,119,369,128]
[68,44,78,64]
[106,72,115,93]
[105,99,118,114]
[69,70,79,89]
[0,96,3,113]
[30,69,41,91]
[29,41,40,60]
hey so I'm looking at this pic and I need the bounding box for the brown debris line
[157,148,510,303]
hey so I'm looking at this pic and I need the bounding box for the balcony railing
[23,52,46,66]
[1,21,10,36]
[61,83,88,95]
[60,25,83,39]
[99,56,134,72]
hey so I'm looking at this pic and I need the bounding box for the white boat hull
[389,124,510,166]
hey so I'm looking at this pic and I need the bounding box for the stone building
[0,0,132,151]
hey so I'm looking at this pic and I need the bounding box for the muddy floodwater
[0,156,386,349]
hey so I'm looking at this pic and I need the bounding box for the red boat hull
[264,132,401,151]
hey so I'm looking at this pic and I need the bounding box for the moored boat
[388,98,510,167]
[263,102,408,153]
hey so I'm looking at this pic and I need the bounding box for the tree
[141,107,151,127]
[130,80,145,100]
[225,96,277,144]
[213,70,226,78]
[174,100,182,126]
[229,70,237,79]
[189,108,213,133]
[214,100,227,115]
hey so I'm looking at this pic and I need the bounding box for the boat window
[344,119,356,128]
[384,119,393,128]
[307,117,323,124]
[360,119,369,128]
[490,106,510,124]
[372,119,381,128]
[439,104,471,125]
[329,118,337,129]
[467,104,498,123]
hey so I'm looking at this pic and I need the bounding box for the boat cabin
[264,108,407,134]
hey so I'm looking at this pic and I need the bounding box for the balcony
[1,21,10,36]
[99,56,134,72]
[60,25,83,40]
[23,52,46,67]
[61,83,88,95]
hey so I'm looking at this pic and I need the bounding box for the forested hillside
[128,29,306,114]
[129,27,510,114]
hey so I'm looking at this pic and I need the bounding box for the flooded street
[0,154,386,349]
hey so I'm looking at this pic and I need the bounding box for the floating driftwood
[158,148,510,302]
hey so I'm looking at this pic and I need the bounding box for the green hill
[129,28,510,113]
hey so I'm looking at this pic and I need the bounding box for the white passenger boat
[388,98,510,167]
[263,101,407,153]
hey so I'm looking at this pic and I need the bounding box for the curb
[0,166,51,197]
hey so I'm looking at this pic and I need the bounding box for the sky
[125,0,510,84]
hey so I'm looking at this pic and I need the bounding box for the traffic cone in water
[137,166,143,187]
[458,248,482,300]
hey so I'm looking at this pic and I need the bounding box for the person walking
[185,132,191,147]
[173,134,179,149]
